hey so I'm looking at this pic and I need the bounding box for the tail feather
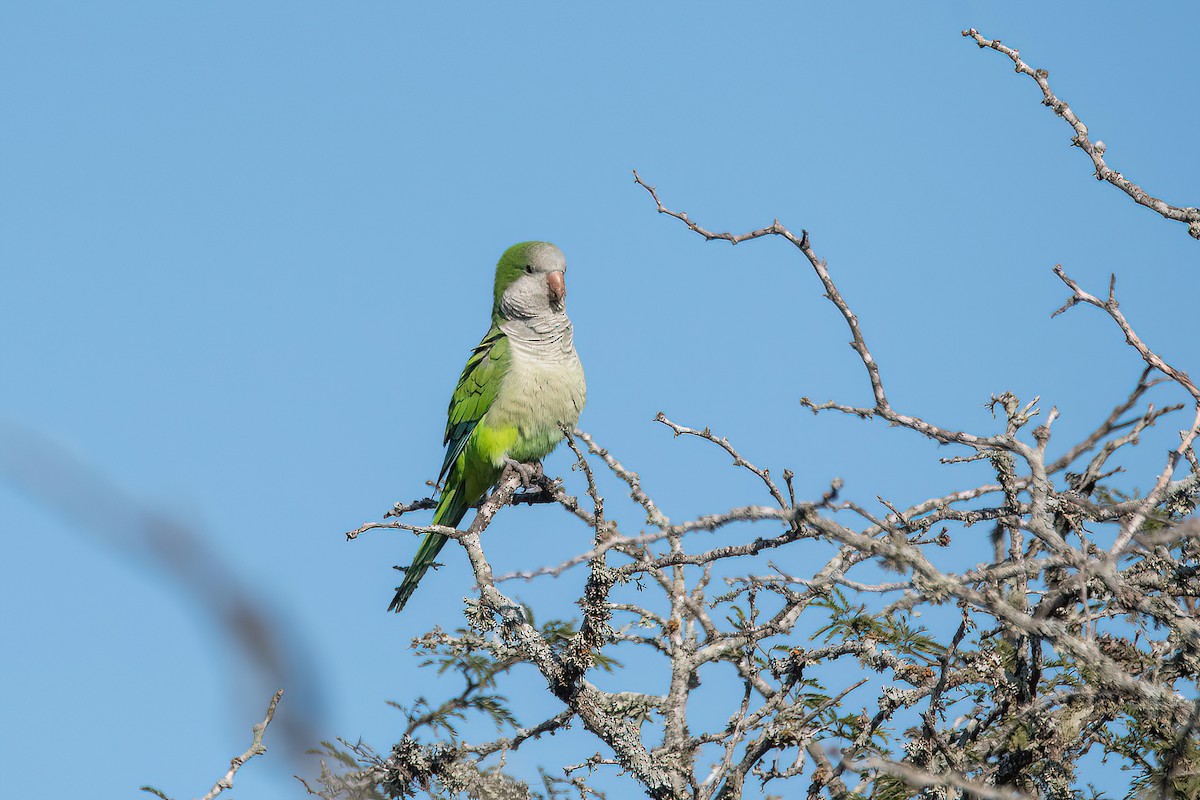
[389,485,469,612]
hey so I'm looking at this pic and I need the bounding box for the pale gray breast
[495,315,586,429]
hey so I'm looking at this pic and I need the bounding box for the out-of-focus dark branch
[0,424,324,770]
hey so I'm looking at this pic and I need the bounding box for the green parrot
[389,241,586,612]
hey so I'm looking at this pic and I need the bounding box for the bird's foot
[504,458,544,489]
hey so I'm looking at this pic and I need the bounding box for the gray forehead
[527,242,566,273]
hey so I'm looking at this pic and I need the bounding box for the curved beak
[547,270,566,304]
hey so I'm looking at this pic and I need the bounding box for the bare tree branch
[963,28,1200,240]
[141,690,284,800]
[323,28,1200,800]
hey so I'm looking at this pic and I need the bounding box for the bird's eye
[524,265,533,274]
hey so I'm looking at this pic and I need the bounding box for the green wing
[437,325,510,485]
[390,326,510,613]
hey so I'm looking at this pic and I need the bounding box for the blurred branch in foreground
[0,424,325,774]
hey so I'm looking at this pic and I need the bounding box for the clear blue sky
[3,3,1197,798]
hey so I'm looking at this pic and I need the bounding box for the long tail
[389,484,470,612]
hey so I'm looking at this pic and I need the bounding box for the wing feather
[437,325,509,483]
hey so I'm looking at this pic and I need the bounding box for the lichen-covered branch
[328,188,1199,795]
[320,29,1200,800]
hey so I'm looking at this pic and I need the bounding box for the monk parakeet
[389,241,586,612]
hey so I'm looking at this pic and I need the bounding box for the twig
[655,412,789,509]
[850,757,1036,800]
[198,689,284,800]
[347,488,565,539]
[1051,264,1200,552]
[963,28,1200,240]
[633,169,1009,454]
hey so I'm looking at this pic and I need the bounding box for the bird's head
[493,241,568,321]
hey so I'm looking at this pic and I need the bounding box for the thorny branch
[963,28,1200,240]
[318,32,1200,800]
[324,167,1200,798]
